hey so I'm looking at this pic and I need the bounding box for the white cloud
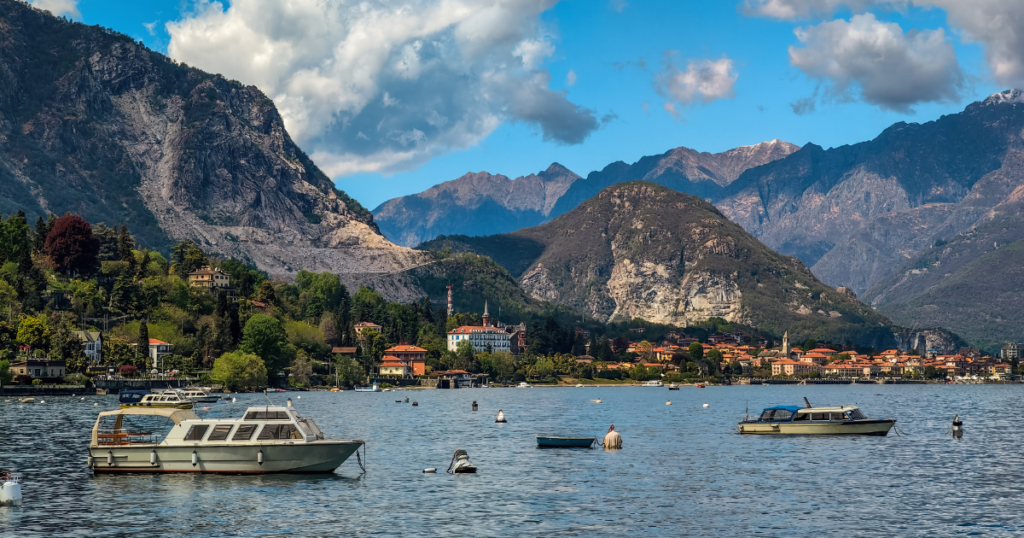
[926,0,1024,89]
[28,0,79,18]
[566,69,577,86]
[143,21,158,35]
[789,13,963,112]
[167,0,600,176]
[740,0,902,19]
[513,38,555,70]
[654,55,738,113]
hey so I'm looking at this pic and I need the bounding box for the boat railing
[96,429,160,446]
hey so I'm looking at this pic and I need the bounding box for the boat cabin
[120,390,193,409]
[754,405,868,423]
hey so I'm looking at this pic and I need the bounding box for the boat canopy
[762,405,802,413]
[91,408,200,445]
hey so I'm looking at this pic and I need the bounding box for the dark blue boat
[536,436,595,448]
[118,390,150,405]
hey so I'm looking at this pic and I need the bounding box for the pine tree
[117,225,134,261]
[33,217,47,253]
[138,320,150,367]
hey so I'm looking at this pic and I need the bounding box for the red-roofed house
[384,345,427,376]
[148,338,173,368]
[772,359,821,376]
[380,357,410,377]
[447,302,510,353]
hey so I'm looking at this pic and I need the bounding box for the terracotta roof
[380,362,406,368]
[448,326,506,334]
[148,339,170,345]
[386,345,427,352]
[332,347,357,354]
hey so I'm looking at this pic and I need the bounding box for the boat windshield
[848,408,866,419]
[96,414,174,445]
[296,418,324,440]
[759,408,796,421]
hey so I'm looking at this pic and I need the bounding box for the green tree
[0,357,12,384]
[290,351,314,387]
[211,351,268,391]
[17,316,47,349]
[688,341,704,363]
[333,357,363,387]
[138,320,150,361]
[241,314,289,375]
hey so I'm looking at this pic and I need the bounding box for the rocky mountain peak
[983,89,1024,106]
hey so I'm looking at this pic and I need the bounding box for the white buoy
[666,400,672,405]
[423,468,437,473]
[496,410,507,423]
[81,398,85,401]
[39,401,44,404]
[286,398,293,408]
[297,395,301,399]
[703,403,709,408]
[232,398,237,403]
[94,403,98,406]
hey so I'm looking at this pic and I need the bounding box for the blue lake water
[1,384,1022,537]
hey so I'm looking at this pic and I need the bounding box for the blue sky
[57,0,1004,209]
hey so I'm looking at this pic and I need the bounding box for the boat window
[792,413,809,421]
[244,411,290,421]
[257,424,301,440]
[207,424,234,441]
[830,413,847,421]
[848,409,865,419]
[759,409,794,421]
[231,424,257,441]
[184,425,210,441]
[811,413,828,421]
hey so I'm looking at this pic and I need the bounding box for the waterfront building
[73,331,103,363]
[8,359,66,380]
[383,345,426,376]
[148,339,173,369]
[771,359,821,376]
[1000,343,1021,361]
[447,302,511,353]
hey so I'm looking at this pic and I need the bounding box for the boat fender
[286,398,293,408]
[107,451,113,466]
[150,450,157,465]
[472,401,478,412]
[423,468,436,473]
[257,449,264,466]
[192,451,198,467]
[495,410,506,423]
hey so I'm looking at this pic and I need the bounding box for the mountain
[862,202,1024,352]
[373,140,797,248]
[420,182,896,347]
[547,139,800,217]
[717,91,1024,299]
[0,0,428,294]
[372,164,581,247]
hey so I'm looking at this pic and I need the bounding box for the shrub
[32,378,42,385]
[63,372,89,385]
[15,374,32,385]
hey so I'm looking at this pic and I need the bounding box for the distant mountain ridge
[373,163,581,247]
[372,140,798,247]
[420,182,896,348]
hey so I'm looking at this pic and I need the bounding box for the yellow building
[187,266,231,289]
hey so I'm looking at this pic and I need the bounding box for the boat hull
[738,419,895,436]
[88,440,364,474]
[536,437,596,448]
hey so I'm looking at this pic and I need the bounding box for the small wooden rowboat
[536,436,596,448]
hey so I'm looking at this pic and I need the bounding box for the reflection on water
[2,385,1023,536]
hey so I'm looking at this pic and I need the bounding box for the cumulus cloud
[927,0,1024,89]
[789,13,963,112]
[28,0,79,17]
[740,0,904,19]
[166,0,601,177]
[566,69,577,86]
[654,55,738,116]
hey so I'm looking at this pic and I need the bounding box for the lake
[1,384,1022,537]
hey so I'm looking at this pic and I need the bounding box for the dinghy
[536,436,595,448]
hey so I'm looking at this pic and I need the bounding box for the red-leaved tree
[44,215,100,276]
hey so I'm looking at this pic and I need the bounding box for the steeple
[782,331,790,355]
[482,301,491,327]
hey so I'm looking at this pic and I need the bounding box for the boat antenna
[803,397,812,409]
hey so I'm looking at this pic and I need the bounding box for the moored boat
[517,382,532,388]
[668,384,679,390]
[738,404,895,435]
[354,384,380,393]
[120,390,193,409]
[642,380,664,387]
[536,436,595,448]
[88,403,364,474]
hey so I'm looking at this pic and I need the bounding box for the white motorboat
[354,384,381,393]
[120,390,193,409]
[88,402,364,474]
[177,388,219,404]
[642,380,663,387]
[738,404,895,435]
[517,382,532,388]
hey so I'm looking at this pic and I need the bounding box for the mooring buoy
[496,409,506,423]
[412,401,419,407]
[472,401,478,411]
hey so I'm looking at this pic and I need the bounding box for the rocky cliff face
[0,1,429,294]
[423,182,895,346]
[373,163,580,247]
[717,91,1024,298]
